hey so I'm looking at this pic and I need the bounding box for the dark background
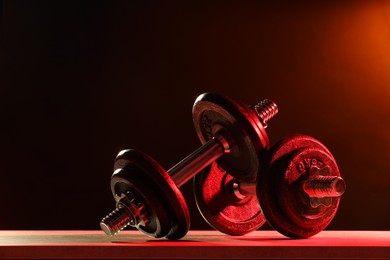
[1,1,390,231]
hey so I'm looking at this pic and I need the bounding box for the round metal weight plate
[110,168,171,238]
[257,136,341,239]
[194,162,266,235]
[264,134,334,160]
[192,92,270,182]
[113,149,190,240]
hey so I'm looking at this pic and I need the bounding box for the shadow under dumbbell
[110,239,200,244]
[226,236,290,241]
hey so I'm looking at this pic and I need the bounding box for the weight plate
[113,149,190,240]
[110,167,171,238]
[194,162,266,235]
[264,134,334,160]
[257,137,342,239]
[192,92,270,182]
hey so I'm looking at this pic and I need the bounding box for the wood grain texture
[0,230,389,259]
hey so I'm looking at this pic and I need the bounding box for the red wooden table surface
[0,230,389,259]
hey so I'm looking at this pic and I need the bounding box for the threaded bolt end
[303,176,346,198]
[100,205,134,236]
[254,99,278,128]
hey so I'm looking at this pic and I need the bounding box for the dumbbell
[100,92,278,240]
[194,134,345,238]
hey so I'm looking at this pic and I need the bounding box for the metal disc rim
[278,148,341,231]
[257,136,340,238]
[192,92,269,182]
[110,168,171,238]
[113,149,190,240]
[194,162,266,236]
